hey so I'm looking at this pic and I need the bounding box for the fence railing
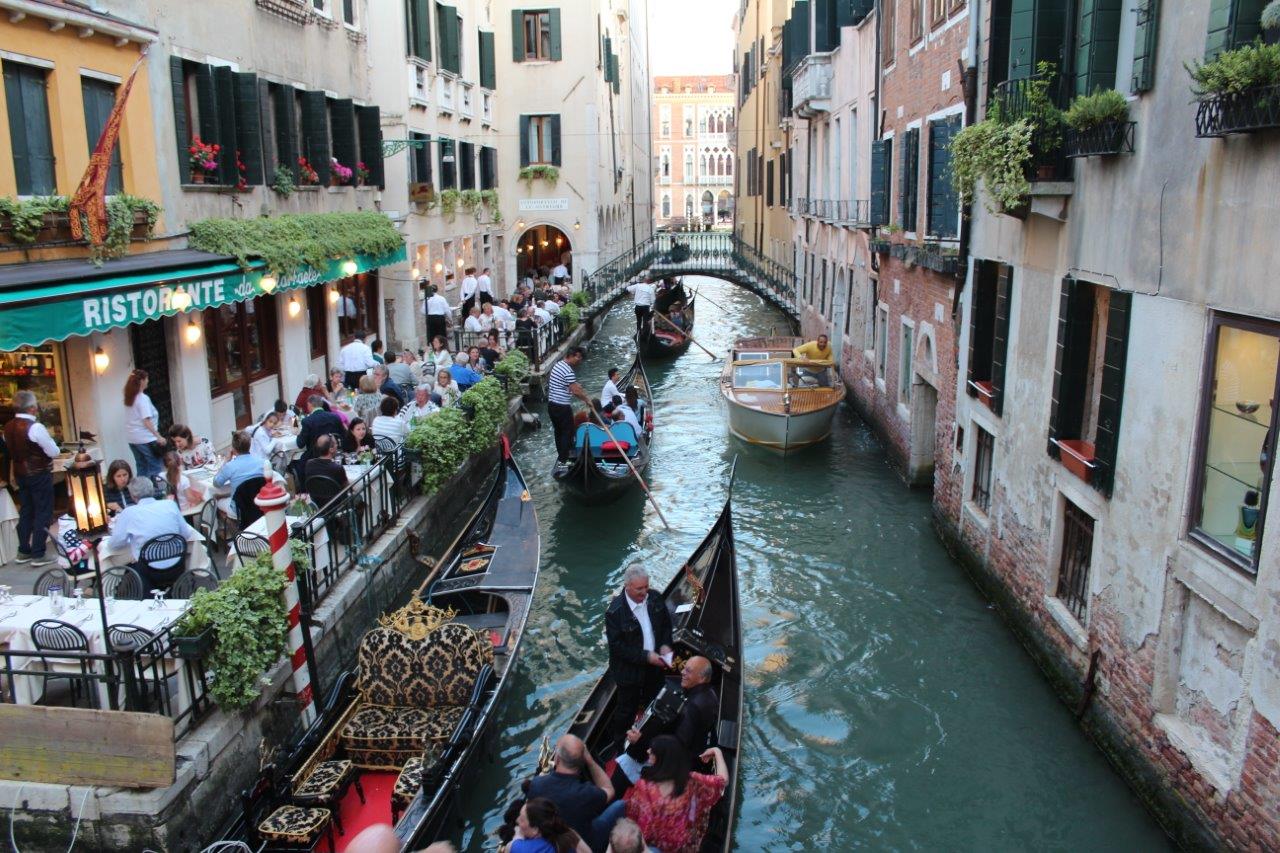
[990,71,1072,182]
[448,317,575,370]
[791,198,871,225]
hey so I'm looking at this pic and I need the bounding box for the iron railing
[1065,121,1136,157]
[791,198,871,225]
[990,72,1072,181]
[448,318,576,370]
[1194,84,1280,137]
[1055,501,1095,622]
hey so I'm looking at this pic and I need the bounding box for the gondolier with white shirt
[424,285,451,343]
[626,278,656,332]
[548,346,591,466]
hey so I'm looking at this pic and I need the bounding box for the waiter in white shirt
[424,285,451,343]
[551,260,570,286]
[626,278,657,332]
[460,267,479,319]
[337,333,377,389]
[477,267,495,305]
[492,300,515,345]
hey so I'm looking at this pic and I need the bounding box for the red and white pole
[255,473,316,726]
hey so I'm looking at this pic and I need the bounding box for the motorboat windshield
[732,361,784,389]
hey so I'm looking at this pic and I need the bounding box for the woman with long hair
[623,737,728,853]
[343,417,375,453]
[123,369,166,479]
[166,423,215,468]
[104,459,136,513]
[509,797,590,853]
[428,335,452,375]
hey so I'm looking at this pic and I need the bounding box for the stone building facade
[652,74,736,229]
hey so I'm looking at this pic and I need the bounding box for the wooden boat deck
[725,387,843,415]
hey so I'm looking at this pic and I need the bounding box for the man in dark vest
[604,563,674,749]
[2,391,58,566]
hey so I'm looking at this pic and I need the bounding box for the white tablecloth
[0,594,190,706]
[343,464,381,523]
[186,467,287,518]
[0,489,17,565]
[54,519,212,574]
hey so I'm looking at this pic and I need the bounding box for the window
[342,0,355,26]
[882,0,897,64]
[409,131,433,186]
[684,194,694,219]
[336,272,378,339]
[355,104,384,188]
[1205,0,1263,61]
[819,261,828,317]
[660,150,670,177]
[899,128,919,231]
[205,297,279,428]
[972,426,994,513]
[406,0,432,61]
[459,141,475,190]
[1075,0,1124,96]
[733,362,783,389]
[168,58,269,187]
[329,98,358,181]
[766,160,774,206]
[684,149,693,178]
[865,278,878,351]
[931,0,949,26]
[517,9,562,61]
[307,286,329,360]
[438,138,456,189]
[436,5,462,74]
[926,115,961,238]
[1056,500,1095,623]
[479,146,498,189]
[4,61,56,195]
[520,115,560,165]
[269,83,300,184]
[81,76,124,195]
[843,273,854,336]
[661,194,671,217]
[479,30,496,89]
[1131,0,1160,93]
[910,0,924,42]
[967,260,1012,415]
[1047,278,1132,497]
[875,306,888,379]
[1189,314,1279,573]
[899,321,914,402]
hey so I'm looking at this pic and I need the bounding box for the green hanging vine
[187,211,403,275]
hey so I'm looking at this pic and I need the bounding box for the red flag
[69,55,145,246]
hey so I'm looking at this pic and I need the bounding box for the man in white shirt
[477,267,495,305]
[401,384,440,424]
[533,304,552,327]
[424,285,451,343]
[600,368,622,408]
[3,391,59,566]
[108,477,199,592]
[460,267,479,318]
[604,564,674,746]
[611,398,642,436]
[337,333,377,389]
[551,261,570,285]
[626,279,656,331]
[464,306,485,333]
[543,299,561,316]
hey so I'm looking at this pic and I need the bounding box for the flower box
[171,625,214,660]
[1065,120,1136,157]
[1054,438,1096,484]
[1195,83,1280,138]
[969,379,996,409]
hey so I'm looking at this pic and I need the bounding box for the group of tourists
[426,263,575,349]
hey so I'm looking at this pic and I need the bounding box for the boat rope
[7,784,89,853]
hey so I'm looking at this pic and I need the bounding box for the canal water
[455,277,1171,850]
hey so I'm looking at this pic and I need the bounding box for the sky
[648,0,737,76]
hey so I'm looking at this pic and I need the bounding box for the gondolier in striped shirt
[548,346,591,465]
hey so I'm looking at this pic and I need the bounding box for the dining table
[185,464,288,518]
[0,488,17,565]
[53,515,213,574]
[231,514,332,580]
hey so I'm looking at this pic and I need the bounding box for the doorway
[908,380,938,486]
[516,224,572,281]
[130,319,174,430]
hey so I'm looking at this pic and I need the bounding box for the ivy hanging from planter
[187,211,403,276]
[0,194,160,263]
[518,165,559,187]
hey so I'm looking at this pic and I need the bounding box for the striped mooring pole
[255,473,318,726]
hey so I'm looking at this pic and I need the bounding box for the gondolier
[549,347,591,466]
[425,285,451,342]
[626,278,657,332]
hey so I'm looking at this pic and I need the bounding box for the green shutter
[356,105,384,188]
[519,115,530,166]
[1009,0,1069,81]
[1093,289,1131,497]
[837,0,874,26]
[300,90,331,184]
[967,260,989,394]
[1075,0,1123,97]
[549,114,561,165]
[1205,0,1265,60]
[459,141,475,189]
[233,72,264,185]
[869,139,890,226]
[437,4,460,74]
[194,63,218,143]
[549,8,563,60]
[329,98,358,178]
[990,265,1011,416]
[274,85,299,181]
[5,64,55,195]
[256,78,276,180]
[512,9,525,61]
[439,137,455,189]
[480,30,496,88]
[1047,277,1094,453]
[927,116,959,238]
[409,0,432,60]
[1131,0,1159,92]
[82,77,123,194]
[603,36,613,80]
[212,65,239,185]
[815,0,838,51]
[899,128,918,231]
[168,56,191,184]
[611,51,620,93]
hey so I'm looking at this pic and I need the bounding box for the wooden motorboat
[561,485,743,852]
[639,296,696,359]
[719,336,845,452]
[229,439,539,852]
[553,352,654,502]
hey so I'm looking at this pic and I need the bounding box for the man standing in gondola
[548,347,591,468]
[625,277,656,332]
[605,564,673,750]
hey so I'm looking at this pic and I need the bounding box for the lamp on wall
[433,261,444,274]
[288,296,301,318]
[456,258,465,267]
[260,274,278,294]
[170,288,193,311]
[341,259,359,277]
[185,318,202,344]
[516,219,525,230]
[411,266,421,279]
[329,288,341,304]
[92,347,109,375]
[573,219,581,230]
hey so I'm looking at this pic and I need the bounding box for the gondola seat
[292,759,365,835]
[340,622,493,769]
[390,743,442,823]
[257,805,333,848]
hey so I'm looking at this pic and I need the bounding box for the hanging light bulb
[329,288,341,304]
[184,318,202,344]
[541,240,549,247]
[92,347,109,375]
[341,259,359,276]
[516,246,523,254]
[573,218,581,230]
[260,274,278,294]
[288,296,301,318]
[434,261,444,273]
[555,236,563,246]
[170,288,193,311]
[516,219,525,230]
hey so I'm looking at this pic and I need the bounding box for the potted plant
[950,117,1034,214]
[1064,89,1131,156]
[1054,438,1097,483]
[189,136,220,184]
[330,158,354,187]
[1187,41,1280,134]
[297,156,320,186]
[518,164,560,187]
[1264,0,1280,45]
[355,161,371,187]
[271,166,296,197]
[1024,64,1066,178]
[235,149,250,192]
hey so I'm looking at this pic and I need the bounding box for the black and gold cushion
[341,705,465,768]
[392,756,424,811]
[258,805,330,844]
[418,622,494,706]
[358,628,418,707]
[293,759,353,803]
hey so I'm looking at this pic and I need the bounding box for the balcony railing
[1194,84,1280,138]
[435,75,455,113]
[460,83,474,119]
[990,71,1071,182]
[791,197,871,226]
[409,62,429,106]
[482,91,493,124]
[792,53,833,117]
[699,174,733,186]
[1065,121,1136,157]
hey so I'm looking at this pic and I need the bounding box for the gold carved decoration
[377,597,457,641]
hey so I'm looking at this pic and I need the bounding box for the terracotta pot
[191,171,206,184]
[971,380,996,409]
[1056,438,1096,483]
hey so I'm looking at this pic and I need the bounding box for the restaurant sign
[0,247,406,351]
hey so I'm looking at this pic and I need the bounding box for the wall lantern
[92,347,109,375]
[516,219,525,230]
[185,318,202,344]
[288,296,301,318]
[434,261,444,273]
[574,219,581,230]
[329,288,341,304]
[411,266,421,279]
[260,274,278,294]
[341,260,359,277]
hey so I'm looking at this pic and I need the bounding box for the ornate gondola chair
[339,599,495,770]
[243,764,336,852]
[290,754,365,837]
[390,742,442,824]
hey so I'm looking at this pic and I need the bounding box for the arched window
[716,115,725,133]
[700,154,708,176]
[684,152,693,176]
[716,155,725,175]
[725,154,733,175]
[701,190,714,217]
[661,154,670,177]
[684,195,694,219]
[662,195,671,217]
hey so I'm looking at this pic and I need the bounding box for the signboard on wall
[517,198,570,211]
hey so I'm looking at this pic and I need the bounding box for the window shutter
[991,265,1011,416]
[966,260,985,394]
[410,0,432,61]
[1009,0,1072,81]
[611,51,621,94]
[766,159,774,206]
[257,78,276,180]
[519,115,530,166]
[480,30,496,88]
[83,79,123,194]
[274,86,299,181]
[1075,0,1123,97]
[603,36,613,80]
[194,63,218,143]
[1205,0,1264,60]
[300,90,331,184]
[437,4,460,73]
[899,128,918,231]
[330,98,358,177]
[549,114,562,165]
[815,0,839,51]
[1093,290,1131,497]
[168,56,191,183]
[837,0,874,27]
[927,116,959,238]
[459,141,475,189]
[869,138,890,226]
[1047,277,1087,456]
[512,9,525,61]
[233,72,264,185]
[212,65,239,185]
[439,138,456,189]
[549,9,563,60]
[356,105,384,188]
[1130,0,1159,92]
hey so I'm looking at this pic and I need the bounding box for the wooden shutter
[233,72,264,185]
[439,138,455,189]
[611,51,620,94]
[990,265,1011,416]
[257,78,276,180]
[82,77,123,194]
[194,63,218,143]
[766,159,775,206]
[409,0,432,61]
[409,132,432,185]
[1093,290,1131,497]
[459,141,475,189]
[1009,0,1069,80]
[274,86,299,181]
[927,116,959,238]
[168,56,191,183]
[815,0,838,51]
[356,105,384,188]
[437,4,460,73]
[300,90,331,184]
[212,65,239,185]
[1205,0,1264,60]
[549,9,563,60]
[869,138,890,226]
[1075,0,1123,97]
[549,114,561,165]
[603,36,613,80]
[967,260,988,394]
[1130,0,1159,92]
[899,128,918,231]
[1047,277,1095,454]
[512,9,525,61]
[479,31,496,88]
[330,98,358,177]
[519,115,530,166]
[838,0,874,26]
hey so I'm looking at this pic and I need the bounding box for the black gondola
[638,296,696,359]
[228,439,539,853]
[552,352,654,502]
[562,482,743,853]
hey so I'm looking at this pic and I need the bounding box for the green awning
[0,246,406,351]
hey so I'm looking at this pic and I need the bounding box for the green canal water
[455,277,1171,850]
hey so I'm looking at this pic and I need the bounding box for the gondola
[561,480,743,853]
[638,296,696,359]
[228,438,539,853]
[552,352,654,502]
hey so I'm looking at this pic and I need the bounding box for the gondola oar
[653,310,719,360]
[589,411,671,529]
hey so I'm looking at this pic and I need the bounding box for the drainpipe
[954,0,981,323]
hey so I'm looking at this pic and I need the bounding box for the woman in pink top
[623,736,728,853]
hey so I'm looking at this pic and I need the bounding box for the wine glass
[151,588,166,610]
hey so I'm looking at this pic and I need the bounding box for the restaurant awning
[0,244,407,351]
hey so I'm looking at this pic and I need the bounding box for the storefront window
[337,272,378,339]
[205,297,278,428]
[1191,315,1280,573]
[0,345,69,444]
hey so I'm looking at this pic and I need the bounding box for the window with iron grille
[1055,500,1095,622]
[972,425,994,513]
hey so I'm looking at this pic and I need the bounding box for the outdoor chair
[32,567,76,597]
[169,569,219,600]
[49,536,95,582]
[233,476,268,529]
[234,532,273,566]
[373,436,398,455]
[29,618,94,708]
[99,566,145,601]
[195,499,222,558]
[305,474,345,512]
[137,534,190,594]
[107,623,176,711]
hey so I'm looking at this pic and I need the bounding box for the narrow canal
[456,276,1171,850]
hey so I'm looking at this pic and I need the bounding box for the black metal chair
[49,537,94,582]
[373,436,399,455]
[99,566,145,601]
[195,499,222,558]
[32,568,74,597]
[30,618,94,707]
[305,474,344,512]
[137,533,190,593]
[234,531,273,566]
[233,476,269,528]
[106,623,155,653]
[169,569,219,600]
[106,623,172,711]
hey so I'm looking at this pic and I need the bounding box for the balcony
[408,62,430,107]
[482,90,493,124]
[699,174,733,186]
[1194,83,1280,138]
[792,54,833,117]
[790,197,870,227]
[990,72,1071,183]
